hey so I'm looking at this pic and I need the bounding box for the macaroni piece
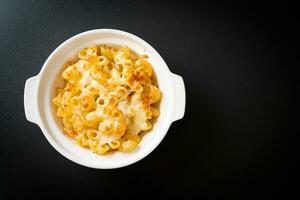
[52,45,161,155]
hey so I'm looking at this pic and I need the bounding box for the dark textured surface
[0,0,291,199]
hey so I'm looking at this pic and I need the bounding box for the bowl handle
[171,73,186,122]
[24,75,40,124]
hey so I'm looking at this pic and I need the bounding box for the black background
[0,0,292,199]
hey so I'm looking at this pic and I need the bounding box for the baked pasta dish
[52,44,161,155]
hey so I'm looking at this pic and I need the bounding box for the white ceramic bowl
[24,29,185,169]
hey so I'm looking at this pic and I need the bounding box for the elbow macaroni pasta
[52,44,161,155]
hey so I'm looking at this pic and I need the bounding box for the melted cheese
[53,45,161,155]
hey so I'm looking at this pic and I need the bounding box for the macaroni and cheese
[52,44,161,155]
